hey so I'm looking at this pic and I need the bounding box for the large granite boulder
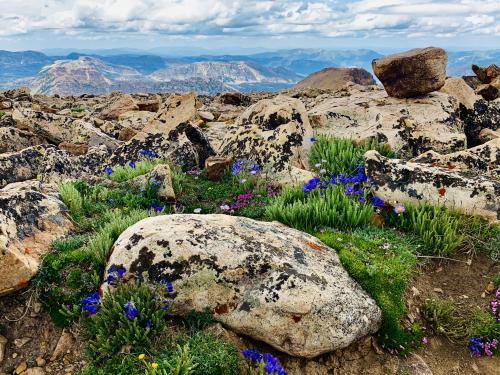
[295,68,376,91]
[105,214,382,358]
[308,84,466,156]
[219,95,314,172]
[372,47,447,98]
[0,180,73,295]
[365,151,500,222]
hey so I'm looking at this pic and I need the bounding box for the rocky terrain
[0,47,499,375]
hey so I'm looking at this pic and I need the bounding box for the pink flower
[422,337,428,345]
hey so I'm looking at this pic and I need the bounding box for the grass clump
[83,209,151,265]
[266,184,374,233]
[317,226,421,353]
[0,111,5,118]
[83,282,169,361]
[309,135,395,175]
[456,215,500,261]
[421,298,468,340]
[108,159,159,183]
[386,203,463,256]
[59,181,84,218]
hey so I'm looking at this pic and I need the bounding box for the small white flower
[240,179,247,184]
[250,171,257,175]
[193,208,202,214]
[220,204,230,211]
[321,159,327,163]
[382,242,391,250]
[315,163,322,168]
[320,169,326,174]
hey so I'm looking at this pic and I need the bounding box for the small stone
[12,352,18,359]
[24,368,46,375]
[481,292,486,298]
[0,335,7,363]
[205,156,232,181]
[36,356,46,367]
[411,287,421,298]
[15,361,28,374]
[471,363,480,374]
[50,330,74,362]
[198,111,215,122]
[14,337,31,348]
[486,281,495,293]
[433,288,444,294]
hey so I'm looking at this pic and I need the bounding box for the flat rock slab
[365,151,500,222]
[105,214,381,358]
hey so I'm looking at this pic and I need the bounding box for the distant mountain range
[1,49,498,96]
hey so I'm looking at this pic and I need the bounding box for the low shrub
[266,184,374,233]
[317,227,421,353]
[421,298,467,340]
[386,203,463,256]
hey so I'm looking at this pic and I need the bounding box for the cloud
[0,0,498,41]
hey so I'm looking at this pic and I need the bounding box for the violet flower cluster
[490,287,500,322]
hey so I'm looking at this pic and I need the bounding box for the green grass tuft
[386,203,463,256]
[108,159,159,183]
[59,181,84,218]
[309,135,395,175]
[266,184,374,233]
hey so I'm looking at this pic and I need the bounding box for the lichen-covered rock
[0,180,72,295]
[365,151,500,222]
[440,77,478,109]
[308,85,466,156]
[411,138,500,177]
[12,108,120,150]
[0,127,45,153]
[96,93,139,120]
[130,164,175,201]
[142,92,197,134]
[372,47,447,98]
[0,144,110,188]
[219,95,314,172]
[110,123,215,170]
[458,99,500,147]
[105,214,382,358]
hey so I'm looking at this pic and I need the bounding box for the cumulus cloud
[0,0,498,40]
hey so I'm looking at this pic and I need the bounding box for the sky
[0,0,499,53]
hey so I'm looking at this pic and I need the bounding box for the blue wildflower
[303,177,321,193]
[149,201,164,213]
[355,188,364,196]
[359,196,366,204]
[162,299,171,311]
[123,301,139,320]
[370,196,385,208]
[345,185,355,195]
[338,173,348,184]
[249,163,261,175]
[145,319,152,329]
[129,161,136,169]
[140,149,156,159]
[163,280,174,294]
[468,337,483,357]
[106,197,114,205]
[105,165,113,176]
[263,353,287,375]
[231,160,243,176]
[117,266,126,279]
[106,274,115,284]
[241,349,263,364]
[329,175,337,185]
[82,291,100,315]
[310,137,316,142]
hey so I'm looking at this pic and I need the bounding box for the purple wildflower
[231,160,243,176]
[249,164,261,175]
[105,165,113,176]
[393,204,406,215]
